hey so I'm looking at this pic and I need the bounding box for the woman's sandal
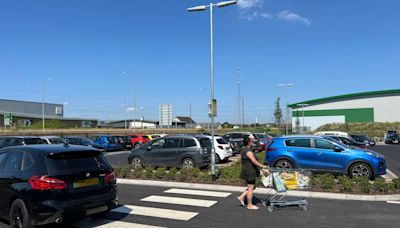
[236,196,245,207]
[247,205,259,210]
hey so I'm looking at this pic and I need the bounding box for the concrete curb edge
[117,178,400,202]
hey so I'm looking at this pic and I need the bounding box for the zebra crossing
[71,188,232,228]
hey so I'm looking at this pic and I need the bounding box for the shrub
[166,167,178,180]
[180,168,192,177]
[116,166,131,178]
[354,177,372,194]
[131,168,143,178]
[144,166,155,178]
[373,177,392,193]
[191,168,201,178]
[311,174,321,186]
[393,178,400,189]
[320,174,335,190]
[338,175,353,192]
[155,167,167,179]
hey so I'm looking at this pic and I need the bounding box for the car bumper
[373,158,387,176]
[29,188,118,226]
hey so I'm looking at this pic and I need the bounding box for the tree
[273,97,283,127]
[295,111,301,133]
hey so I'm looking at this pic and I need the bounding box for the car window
[183,139,197,147]
[5,138,23,146]
[24,138,44,145]
[46,152,110,175]
[216,138,228,144]
[164,139,181,149]
[231,134,242,138]
[0,152,7,167]
[49,138,66,144]
[3,152,24,171]
[198,138,212,148]
[22,153,35,171]
[285,139,311,148]
[151,139,165,149]
[315,139,335,150]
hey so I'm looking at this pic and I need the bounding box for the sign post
[4,113,12,132]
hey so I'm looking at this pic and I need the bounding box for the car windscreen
[80,138,95,145]
[198,138,212,148]
[46,151,111,175]
[24,138,45,145]
[216,138,228,144]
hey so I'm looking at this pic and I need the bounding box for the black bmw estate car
[0,144,118,228]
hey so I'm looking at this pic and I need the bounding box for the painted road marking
[73,219,166,228]
[141,195,218,207]
[164,188,231,198]
[386,169,399,179]
[386,201,400,204]
[111,205,198,221]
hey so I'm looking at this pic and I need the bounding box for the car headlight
[366,152,380,158]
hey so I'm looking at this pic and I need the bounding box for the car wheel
[349,162,373,179]
[10,199,32,228]
[182,158,195,169]
[274,159,294,169]
[215,155,221,164]
[131,157,143,168]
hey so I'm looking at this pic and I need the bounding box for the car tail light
[218,146,223,150]
[105,171,116,184]
[267,147,276,152]
[29,175,68,190]
[360,144,366,149]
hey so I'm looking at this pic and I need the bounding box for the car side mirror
[333,146,344,152]
[147,146,152,151]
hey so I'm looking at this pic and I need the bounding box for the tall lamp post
[277,83,295,135]
[42,78,51,131]
[187,0,237,179]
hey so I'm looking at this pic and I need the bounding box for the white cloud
[277,10,311,26]
[237,0,264,9]
[240,11,271,21]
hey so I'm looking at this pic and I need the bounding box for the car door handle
[317,152,322,156]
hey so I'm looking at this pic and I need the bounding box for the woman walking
[237,136,268,210]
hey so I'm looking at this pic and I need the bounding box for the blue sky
[0,0,399,124]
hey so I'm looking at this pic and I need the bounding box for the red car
[254,133,273,151]
[129,134,150,148]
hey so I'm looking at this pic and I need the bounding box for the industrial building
[289,89,400,131]
[0,99,97,128]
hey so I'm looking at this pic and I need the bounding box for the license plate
[73,177,99,188]
[86,205,108,215]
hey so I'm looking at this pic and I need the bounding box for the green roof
[288,89,400,108]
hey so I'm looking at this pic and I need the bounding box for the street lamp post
[187,0,237,179]
[277,83,295,135]
[42,79,51,131]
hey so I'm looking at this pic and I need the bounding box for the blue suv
[265,136,386,180]
[89,136,122,152]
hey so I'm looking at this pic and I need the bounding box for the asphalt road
[372,144,400,177]
[6,184,396,228]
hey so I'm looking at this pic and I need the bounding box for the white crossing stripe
[386,201,400,204]
[73,219,166,228]
[111,205,198,221]
[164,188,231,198]
[141,195,218,207]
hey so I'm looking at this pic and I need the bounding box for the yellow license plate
[73,177,99,188]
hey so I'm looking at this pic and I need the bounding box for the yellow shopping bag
[280,172,298,190]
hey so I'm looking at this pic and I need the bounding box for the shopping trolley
[261,168,311,213]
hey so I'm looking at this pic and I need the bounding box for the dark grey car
[128,135,211,168]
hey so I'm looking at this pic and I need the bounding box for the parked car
[350,134,376,147]
[89,136,122,152]
[64,136,106,152]
[254,133,273,151]
[128,134,150,149]
[40,136,67,144]
[265,136,386,180]
[327,135,367,149]
[222,132,261,153]
[0,136,46,149]
[110,136,133,150]
[201,135,233,163]
[314,131,348,137]
[128,135,211,168]
[384,131,399,144]
[0,144,118,227]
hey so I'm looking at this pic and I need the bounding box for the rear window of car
[230,134,243,138]
[24,138,44,145]
[198,138,212,148]
[46,152,110,174]
[143,136,149,139]
[49,138,66,144]
[285,139,311,148]
[183,139,197,147]
[216,138,228,144]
